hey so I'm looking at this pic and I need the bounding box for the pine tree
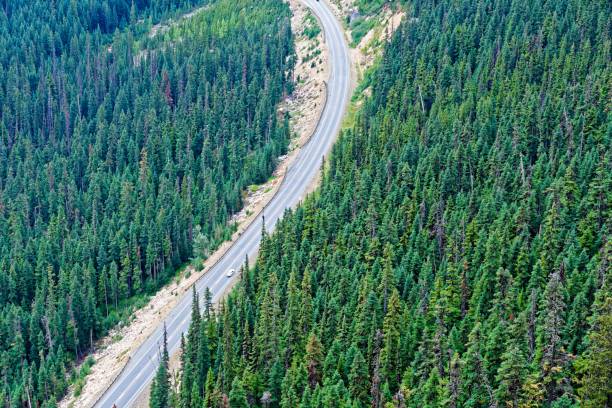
[348,345,369,405]
[189,286,201,358]
[228,376,249,408]
[574,292,612,407]
[305,333,324,389]
[539,270,569,404]
[495,341,528,408]
[150,324,171,408]
[299,268,314,341]
[461,323,497,408]
[380,289,402,392]
[203,368,216,408]
[448,353,461,408]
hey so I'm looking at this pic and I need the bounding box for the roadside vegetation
[303,11,322,40]
[345,0,402,46]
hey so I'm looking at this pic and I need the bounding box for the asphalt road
[94,0,350,406]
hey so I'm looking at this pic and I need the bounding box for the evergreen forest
[0,0,294,405]
[165,0,611,407]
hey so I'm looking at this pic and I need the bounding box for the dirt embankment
[58,1,330,407]
[327,0,405,81]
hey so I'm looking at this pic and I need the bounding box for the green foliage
[171,0,610,407]
[574,276,612,407]
[348,0,401,46]
[72,356,95,397]
[150,325,170,408]
[354,0,392,16]
[0,0,294,405]
[303,12,322,40]
[350,17,377,46]
[229,376,249,408]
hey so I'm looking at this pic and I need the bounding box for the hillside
[0,0,294,406]
[167,0,611,407]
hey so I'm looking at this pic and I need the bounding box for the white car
[226,268,235,278]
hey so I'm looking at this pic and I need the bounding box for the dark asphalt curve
[94,0,350,406]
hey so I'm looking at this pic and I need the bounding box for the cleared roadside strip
[94,0,351,406]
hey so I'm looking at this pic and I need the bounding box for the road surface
[94,0,350,406]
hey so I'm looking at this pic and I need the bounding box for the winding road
[94,0,350,406]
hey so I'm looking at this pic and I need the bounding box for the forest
[162,0,611,407]
[0,0,294,405]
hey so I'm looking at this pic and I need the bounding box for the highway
[94,0,350,406]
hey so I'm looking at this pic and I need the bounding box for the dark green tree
[150,324,171,408]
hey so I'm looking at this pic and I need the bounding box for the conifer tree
[150,324,171,408]
[380,289,402,392]
[539,270,569,403]
[575,291,612,407]
[348,345,369,405]
[305,333,324,389]
[228,376,249,408]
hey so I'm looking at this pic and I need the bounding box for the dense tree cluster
[0,0,294,405]
[169,0,610,406]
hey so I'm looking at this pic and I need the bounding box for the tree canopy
[0,0,294,405]
[170,0,611,406]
